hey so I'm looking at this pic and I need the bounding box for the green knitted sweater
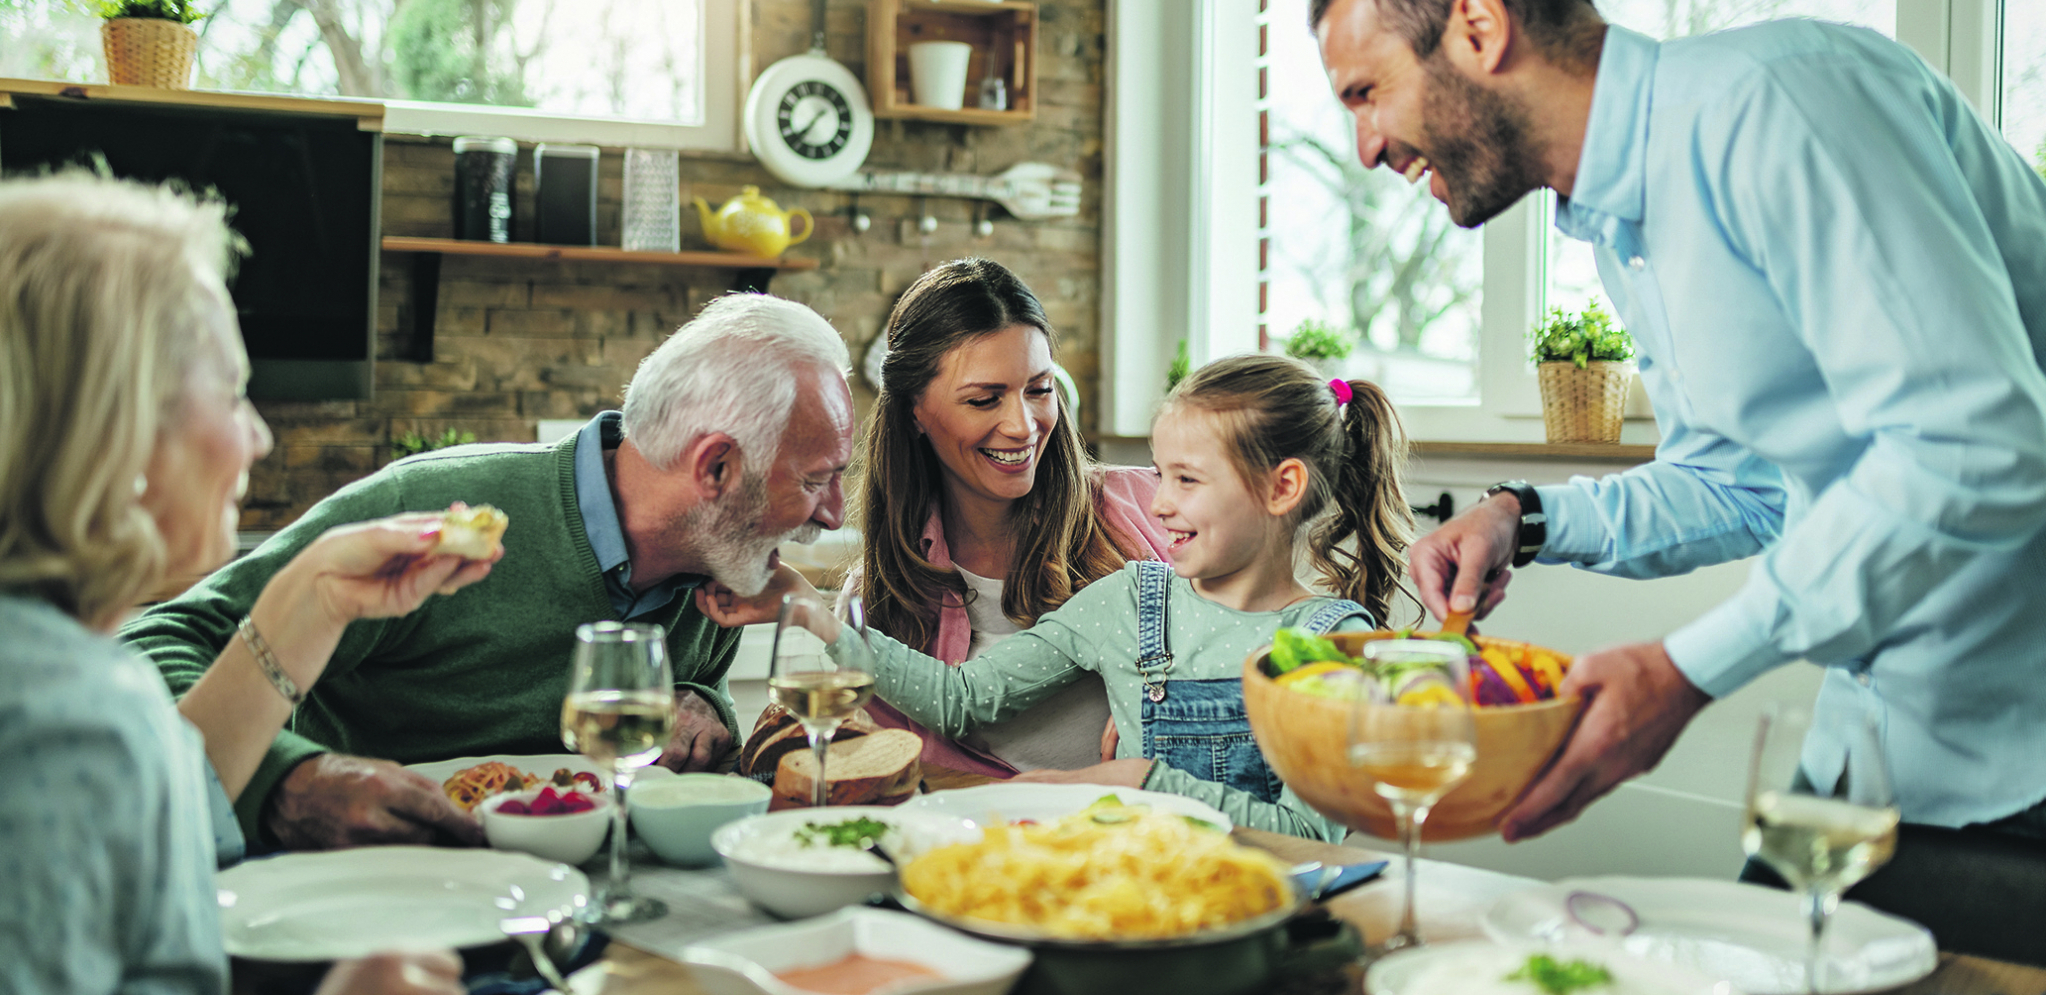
[120,435,741,841]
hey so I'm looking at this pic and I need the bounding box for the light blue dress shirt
[572,411,704,619]
[1540,22,2046,827]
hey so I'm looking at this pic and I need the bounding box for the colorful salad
[1264,627,1570,707]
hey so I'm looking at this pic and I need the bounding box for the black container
[533,143,599,246]
[452,136,517,243]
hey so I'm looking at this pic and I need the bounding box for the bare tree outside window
[0,0,704,123]
[1261,0,1485,403]
[2004,0,2046,180]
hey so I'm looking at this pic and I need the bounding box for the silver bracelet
[237,614,304,707]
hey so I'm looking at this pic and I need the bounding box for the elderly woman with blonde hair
[0,172,496,995]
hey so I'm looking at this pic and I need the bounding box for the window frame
[377,0,743,152]
[1103,0,2010,443]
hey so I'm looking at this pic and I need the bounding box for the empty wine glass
[561,621,675,923]
[1743,703,1898,994]
[767,594,877,807]
[1348,639,1478,955]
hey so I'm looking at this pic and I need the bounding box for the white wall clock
[743,49,875,189]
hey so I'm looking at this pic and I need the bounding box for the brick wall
[245,0,1107,530]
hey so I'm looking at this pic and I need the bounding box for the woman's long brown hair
[1165,354,1418,627]
[855,259,1135,650]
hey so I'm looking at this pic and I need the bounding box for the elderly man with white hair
[124,293,855,851]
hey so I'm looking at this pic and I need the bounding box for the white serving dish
[1367,939,1739,995]
[1482,876,1937,995]
[632,773,773,866]
[901,781,1232,832]
[711,807,981,919]
[680,907,1031,995]
[479,786,612,865]
[216,846,588,961]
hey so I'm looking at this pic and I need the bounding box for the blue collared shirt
[573,412,705,619]
[1539,22,2046,826]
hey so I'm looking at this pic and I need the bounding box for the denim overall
[1133,561,1367,804]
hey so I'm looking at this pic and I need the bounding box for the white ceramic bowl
[479,787,612,865]
[711,807,981,920]
[680,907,1031,995]
[631,773,772,866]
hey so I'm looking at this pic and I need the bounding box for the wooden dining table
[545,764,2046,995]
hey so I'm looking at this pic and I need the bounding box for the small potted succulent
[99,0,203,89]
[1283,318,1356,376]
[1529,302,1634,444]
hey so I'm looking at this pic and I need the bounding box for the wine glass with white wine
[1743,702,1898,994]
[768,594,878,807]
[1348,639,1478,956]
[562,621,675,923]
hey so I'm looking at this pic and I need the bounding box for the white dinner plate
[217,846,589,961]
[1366,939,1738,995]
[1481,876,1937,995]
[902,782,1232,832]
[405,753,613,796]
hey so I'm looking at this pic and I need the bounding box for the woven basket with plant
[100,0,203,89]
[1529,302,1634,444]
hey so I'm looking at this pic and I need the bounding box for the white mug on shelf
[907,41,973,111]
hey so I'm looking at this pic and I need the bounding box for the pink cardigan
[851,466,1173,778]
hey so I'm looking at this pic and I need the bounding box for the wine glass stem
[806,728,829,808]
[1393,799,1426,948]
[1804,887,1833,995]
[608,766,635,899]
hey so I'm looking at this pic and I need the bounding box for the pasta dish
[441,762,602,812]
[898,799,1293,940]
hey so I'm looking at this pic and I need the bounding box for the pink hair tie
[1329,378,1353,405]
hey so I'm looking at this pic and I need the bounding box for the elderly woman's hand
[283,510,502,629]
[314,949,465,995]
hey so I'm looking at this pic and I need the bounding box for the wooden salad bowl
[1243,630,1584,842]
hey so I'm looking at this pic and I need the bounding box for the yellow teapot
[693,186,814,257]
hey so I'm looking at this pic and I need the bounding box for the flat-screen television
[0,93,381,400]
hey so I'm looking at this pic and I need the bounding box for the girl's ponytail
[1164,356,1418,628]
[1307,378,1416,627]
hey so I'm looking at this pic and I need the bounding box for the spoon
[860,838,898,868]
[501,915,574,992]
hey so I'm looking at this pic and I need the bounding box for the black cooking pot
[889,859,1387,995]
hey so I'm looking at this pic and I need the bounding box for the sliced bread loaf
[771,727,923,809]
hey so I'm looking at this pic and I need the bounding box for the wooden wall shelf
[867,0,1037,125]
[379,236,819,361]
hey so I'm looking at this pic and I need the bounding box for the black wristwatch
[1485,480,1547,567]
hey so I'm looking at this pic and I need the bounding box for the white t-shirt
[954,565,1114,772]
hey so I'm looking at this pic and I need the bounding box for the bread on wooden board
[739,702,882,779]
[770,728,923,809]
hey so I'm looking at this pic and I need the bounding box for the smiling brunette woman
[846,258,1171,777]
[0,173,494,995]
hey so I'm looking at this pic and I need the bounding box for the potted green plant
[391,427,477,460]
[1528,302,1635,443]
[1283,318,1355,376]
[98,0,203,90]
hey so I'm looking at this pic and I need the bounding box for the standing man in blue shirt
[1313,0,2046,856]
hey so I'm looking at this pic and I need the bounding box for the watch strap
[1486,480,1547,568]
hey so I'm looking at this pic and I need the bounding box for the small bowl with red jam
[477,785,612,866]
[679,907,1030,995]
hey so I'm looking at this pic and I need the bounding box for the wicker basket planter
[1537,360,1631,443]
[102,17,198,89]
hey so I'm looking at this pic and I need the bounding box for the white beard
[686,476,821,597]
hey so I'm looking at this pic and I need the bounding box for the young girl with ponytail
[700,354,1416,839]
